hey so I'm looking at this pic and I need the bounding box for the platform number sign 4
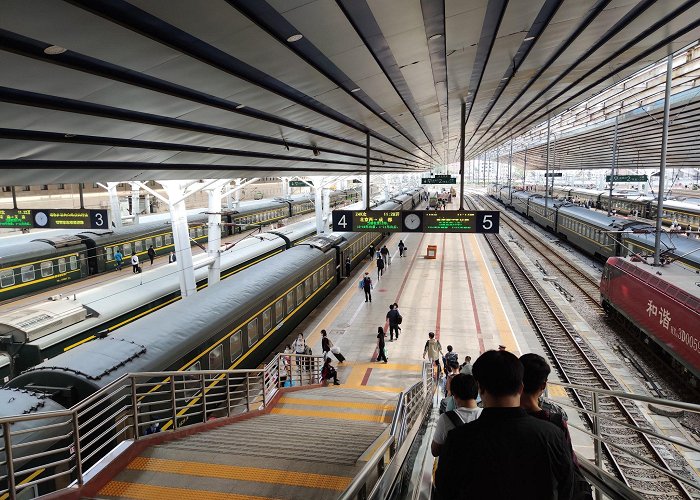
[332,211,353,232]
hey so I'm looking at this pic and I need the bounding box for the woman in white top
[431,374,482,457]
[292,333,307,370]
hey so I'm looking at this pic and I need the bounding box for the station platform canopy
[1,1,699,184]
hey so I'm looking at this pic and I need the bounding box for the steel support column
[78,183,85,209]
[508,138,513,203]
[459,101,466,210]
[608,116,619,216]
[130,183,140,224]
[545,115,551,216]
[655,55,673,266]
[523,147,528,189]
[161,181,197,298]
[365,133,371,210]
[322,187,331,232]
[206,184,224,286]
[106,182,122,228]
[315,178,324,235]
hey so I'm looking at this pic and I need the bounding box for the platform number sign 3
[91,209,108,228]
[332,211,353,232]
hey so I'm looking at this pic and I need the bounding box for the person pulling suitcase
[321,330,345,363]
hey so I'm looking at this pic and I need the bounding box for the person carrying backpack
[361,272,373,302]
[423,332,443,375]
[386,304,401,341]
[147,245,156,265]
[131,253,140,273]
[520,353,593,500]
[443,345,458,377]
[431,374,481,457]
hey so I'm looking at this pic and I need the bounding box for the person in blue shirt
[114,250,123,271]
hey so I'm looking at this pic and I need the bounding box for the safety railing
[339,361,435,500]
[545,381,700,497]
[0,353,324,500]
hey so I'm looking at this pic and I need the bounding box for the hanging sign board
[422,177,456,184]
[606,175,648,182]
[331,210,499,233]
[544,173,563,177]
[0,209,33,228]
[30,209,109,229]
[289,180,312,187]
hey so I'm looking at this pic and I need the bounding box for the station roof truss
[1,0,699,184]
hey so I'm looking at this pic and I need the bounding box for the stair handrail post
[200,373,207,421]
[225,372,232,418]
[130,376,139,440]
[3,421,17,500]
[170,376,178,430]
[245,372,251,412]
[72,412,84,486]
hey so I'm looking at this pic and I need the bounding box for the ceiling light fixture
[523,36,535,42]
[235,104,245,110]
[44,45,67,55]
[350,87,361,93]
[286,34,303,42]
[429,33,443,41]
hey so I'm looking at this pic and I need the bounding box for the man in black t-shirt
[435,350,574,500]
[386,304,400,341]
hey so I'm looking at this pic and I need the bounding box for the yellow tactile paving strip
[466,234,521,354]
[277,396,395,411]
[270,407,392,423]
[122,456,353,491]
[99,481,281,500]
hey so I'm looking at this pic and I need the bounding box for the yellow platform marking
[547,385,567,397]
[466,234,521,354]
[278,396,395,411]
[270,407,392,423]
[337,384,403,393]
[353,362,423,372]
[99,481,282,500]
[123,456,352,491]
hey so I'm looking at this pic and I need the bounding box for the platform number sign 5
[332,211,353,232]
[476,211,500,233]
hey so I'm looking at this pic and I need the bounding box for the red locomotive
[601,256,700,381]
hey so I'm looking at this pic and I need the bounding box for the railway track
[476,192,601,307]
[465,194,697,499]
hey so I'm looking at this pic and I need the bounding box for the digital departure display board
[332,210,499,233]
[421,177,456,184]
[0,209,32,228]
[31,209,109,229]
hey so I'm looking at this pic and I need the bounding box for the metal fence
[339,361,435,500]
[0,353,324,500]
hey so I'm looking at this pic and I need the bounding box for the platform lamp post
[655,54,673,266]
[523,146,528,190]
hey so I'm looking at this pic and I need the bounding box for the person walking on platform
[321,330,345,363]
[380,245,390,265]
[460,355,472,375]
[114,249,124,271]
[131,253,140,273]
[386,304,401,341]
[361,272,373,302]
[423,332,443,376]
[376,327,388,363]
[376,255,385,279]
[345,257,351,278]
[292,333,307,373]
[398,240,405,257]
[147,245,156,265]
[443,345,459,377]
[368,244,375,261]
[321,358,340,385]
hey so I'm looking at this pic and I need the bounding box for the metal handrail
[545,380,700,493]
[339,362,434,500]
[0,353,325,500]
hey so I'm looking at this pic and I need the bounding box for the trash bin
[426,245,438,259]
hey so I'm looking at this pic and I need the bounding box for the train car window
[189,228,195,238]
[287,291,295,314]
[313,272,319,290]
[296,284,304,306]
[209,344,224,371]
[58,258,67,273]
[262,307,272,334]
[275,298,284,324]
[134,240,143,252]
[40,261,54,277]
[0,269,15,288]
[106,247,113,261]
[69,255,78,270]
[305,277,312,298]
[230,331,242,361]
[165,234,173,245]
[155,236,163,247]
[21,265,35,282]
[183,362,202,399]
[248,318,259,346]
